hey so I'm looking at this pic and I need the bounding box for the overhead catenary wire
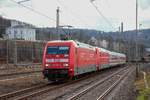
[9,0,116,32]
[17,0,30,4]
[10,0,75,34]
[90,0,115,31]
[91,1,113,28]
[9,0,56,23]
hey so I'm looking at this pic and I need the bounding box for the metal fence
[0,39,46,65]
[0,39,145,65]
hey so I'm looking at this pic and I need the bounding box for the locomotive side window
[47,46,69,54]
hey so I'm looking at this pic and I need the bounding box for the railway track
[0,70,104,100]
[0,84,48,100]
[96,69,133,100]
[0,68,100,100]
[0,66,129,100]
[0,63,41,70]
[0,70,43,85]
[0,70,42,81]
[67,67,134,100]
[0,70,42,77]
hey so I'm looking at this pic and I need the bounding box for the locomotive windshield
[47,46,69,54]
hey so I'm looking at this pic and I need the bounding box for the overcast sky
[0,0,150,31]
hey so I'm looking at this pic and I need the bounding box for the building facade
[6,25,36,41]
[0,16,11,37]
[4,19,36,41]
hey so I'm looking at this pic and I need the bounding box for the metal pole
[118,26,121,33]
[136,0,139,77]
[6,39,9,65]
[32,42,34,64]
[136,0,138,60]
[56,7,60,40]
[136,0,138,33]
[121,22,123,33]
[14,40,17,66]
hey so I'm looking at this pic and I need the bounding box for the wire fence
[0,39,146,67]
[0,39,46,65]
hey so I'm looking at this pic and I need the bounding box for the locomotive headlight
[63,63,68,67]
[45,64,49,67]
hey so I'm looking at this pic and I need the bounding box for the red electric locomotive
[42,40,126,81]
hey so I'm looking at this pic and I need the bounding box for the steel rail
[13,67,126,100]
[66,67,128,100]
[0,70,42,77]
[0,68,100,100]
[96,68,133,100]
[15,73,100,100]
[0,66,127,100]
[0,84,48,100]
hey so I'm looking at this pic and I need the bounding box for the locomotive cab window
[47,46,69,54]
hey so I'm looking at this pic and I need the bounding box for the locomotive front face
[45,46,69,68]
[43,46,70,81]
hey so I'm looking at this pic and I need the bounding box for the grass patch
[136,72,150,100]
[146,72,150,87]
[137,88,150,100]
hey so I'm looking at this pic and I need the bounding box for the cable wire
[10,0,56,22]
[90,1,115,30]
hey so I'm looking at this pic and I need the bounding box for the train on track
[42,40,126,81]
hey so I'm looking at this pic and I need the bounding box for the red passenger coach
[42,40,126,81]
[74,41,97,75]
[97,48,110,69]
